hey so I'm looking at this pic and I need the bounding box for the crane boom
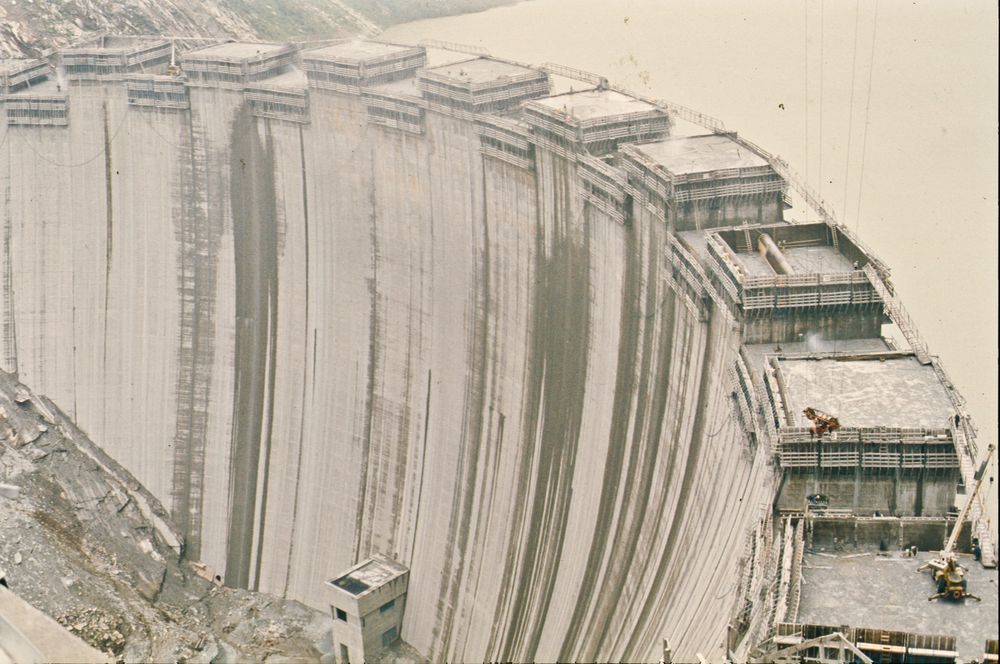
[944,443,995,557]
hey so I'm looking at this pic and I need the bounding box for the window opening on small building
[379,599,395,613]
[382,626,398,648]
[335,607,347,622]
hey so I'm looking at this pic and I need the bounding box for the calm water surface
[385,0,998,515]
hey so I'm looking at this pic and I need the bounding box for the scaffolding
[5,92,69,126]
[417,58,549,117]
[522,89,669,155]
[245,84,309,124]
[125,76,189,110]
[180,43,297,89]
[476,114,533,168]
[61,39,172,80]
[704,223,883,314]
[0,59,51,95]
[574,154,627,224]
[769,622,959,664]
[303,42,426,94]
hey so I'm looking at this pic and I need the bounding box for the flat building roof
[327,555,408,597]
[421,57,541,85]
[529,88,658,121]
[635,133,768,175]
[798,551,998,660]
[305,40,420,63]
[250,68,308,90]
[184,42,289,60]
[775,355,955,429]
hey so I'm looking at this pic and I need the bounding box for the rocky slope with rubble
[0,0,515,58]
[0,369,330,662]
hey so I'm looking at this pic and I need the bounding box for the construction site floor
[797,550,999,660]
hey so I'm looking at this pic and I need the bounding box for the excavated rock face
[0,0,516,58]
[0,369,330,662]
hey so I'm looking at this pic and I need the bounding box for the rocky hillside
[0,370,331,662]
[0,0,517,58]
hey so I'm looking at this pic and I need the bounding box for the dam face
[1,39,985,662]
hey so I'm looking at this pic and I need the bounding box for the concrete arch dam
[1,41,787,662]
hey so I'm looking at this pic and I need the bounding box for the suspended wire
[855,0,880,233]
[842,0,862,222]
[804,0,809,193]
[16,108,131,169]
[818,0,824,196]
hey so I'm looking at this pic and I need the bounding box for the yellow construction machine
[802,407,840,438]
[918,443,995,602]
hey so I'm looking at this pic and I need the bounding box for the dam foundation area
[0,36,996,663]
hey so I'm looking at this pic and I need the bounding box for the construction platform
[60,36,172,80]
[635,132,769,174]
[773,354,955,430]
[523,88,668,154]
[3,78,68,126]
[180,42,296,88]
[244,68,309,123]
[417,57,549,116]
[620,133,788,230]
[302,40,426,93]
[797,550,998,661]
[0,58,50,95]
[363,77,425,135]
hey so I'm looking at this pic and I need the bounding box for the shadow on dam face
[227,104,280,589]
[2,47,792,662]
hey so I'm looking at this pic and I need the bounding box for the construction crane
[802,407,840,438]
[918,443,995,601]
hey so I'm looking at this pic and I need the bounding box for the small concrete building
[326,555,408,664]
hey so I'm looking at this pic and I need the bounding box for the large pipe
[757,233,796,275]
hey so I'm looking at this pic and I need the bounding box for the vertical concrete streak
[585,219,677,661]
[1,138,18,373]
[170,105,214,558]
[225,106,279,587]
[251,123,281,590]
[100,100,113,444]
[498,151,589,663]
[354,142,380,564]
[408,368,432,570]
[428,119,488,662]
[283,125,312,596]
[485,158,549,661]
[623,306,715,659]
[558,204,644,663]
